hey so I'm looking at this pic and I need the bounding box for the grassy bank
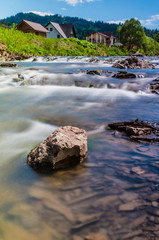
[0,26,128,57]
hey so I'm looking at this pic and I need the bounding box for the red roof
[18,20,49,33]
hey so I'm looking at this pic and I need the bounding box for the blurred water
[0,56,159,240]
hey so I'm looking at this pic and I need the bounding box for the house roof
[18,20,49,33]
[87,32,115,38]
[60,23,76,38]
[45,22,76,38]
[46,22,67,38]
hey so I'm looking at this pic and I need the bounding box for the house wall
[46,23,63,39]
[17,22,46,37]
[86,33,116,47]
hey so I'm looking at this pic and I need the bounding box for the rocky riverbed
[0,56,159,240]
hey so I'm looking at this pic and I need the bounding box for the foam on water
[0,119,57,165]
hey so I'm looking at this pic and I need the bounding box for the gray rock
[0,62,18,67]
[27,126,87,171]
[107,119,159,143]
[113,57,154,69]
[112,71,136,79]
[132,51,144,57]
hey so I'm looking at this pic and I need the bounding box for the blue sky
[1,0,159,29]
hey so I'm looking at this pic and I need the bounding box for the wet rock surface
[107,119,159,142]
[149,78,159,94]
[113,57,154,69]
[86,70,113,77]
[132,52,144,57]
[85,232,110,240]
[27,126,87,171]
[0,62,19,67]
[112,71,136,79]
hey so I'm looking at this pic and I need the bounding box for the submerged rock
[149,78,159,94]
[85,232,110,240]
[0,62,19,67]
[113,57,154,69]
[27,126,87,171]
[107,119,159,142]
[87,70,103,75]
[112,71,136,79]
[86,69,113,77]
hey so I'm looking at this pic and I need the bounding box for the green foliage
[155,32,159,42]
[117,18,146,50]
[0,24,158,57]
[0,12,158,41]
[0,12,119,40]
[0,25,117,56]
[142,36,159,55]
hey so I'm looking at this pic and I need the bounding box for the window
[50,28,53,31]
[57,35,60,39]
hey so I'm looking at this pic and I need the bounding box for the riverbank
[0,26,129,60]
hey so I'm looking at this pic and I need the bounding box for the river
[0,56,159,240]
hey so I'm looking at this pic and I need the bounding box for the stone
[132,52,144,57]
[119,200,145,211]
[112,57,154,69]
[149,78,159,94]
[152,201,159,208]
[87,70,102,75]
[131,167,146,175]
[85,232,110,240]
[147,193,159,201]
[27,126,87,171]
[0,62,18,67]
[112,71,136,79]
[73,236,83,240]
[107,119,159,143]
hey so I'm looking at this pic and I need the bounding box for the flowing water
[0,56,159,240]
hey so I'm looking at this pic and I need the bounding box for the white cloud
[59,0,97,6]
[25,11,54,16]
[138,15,159,27]
[107,15,159,29]
[107,19,126,24]
[61,7,67,10]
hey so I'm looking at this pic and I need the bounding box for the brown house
[86,32,116,47]
[17,20,49,37]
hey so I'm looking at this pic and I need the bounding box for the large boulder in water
[113,57,154,69]
[27,126,87,171]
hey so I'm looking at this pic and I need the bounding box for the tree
[155,32,159,42]
[117,18,146,50]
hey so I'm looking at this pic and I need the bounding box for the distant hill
[0,12,120,39]
[0,12,158,40]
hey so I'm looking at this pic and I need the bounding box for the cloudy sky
[1,0,159,29]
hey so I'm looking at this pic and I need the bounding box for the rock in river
[112,71,136,79]
[27,126,87,171]
[0,62,19,67]
[107,119,159,142]
[113,57,154,69]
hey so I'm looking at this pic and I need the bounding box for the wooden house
[17,20,49,37]
[45,22,76,39]
[86,32,116,47]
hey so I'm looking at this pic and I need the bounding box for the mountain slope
[0,12,119,40]
[0,12,158,40]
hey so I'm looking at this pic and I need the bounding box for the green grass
[0,26,127,57]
